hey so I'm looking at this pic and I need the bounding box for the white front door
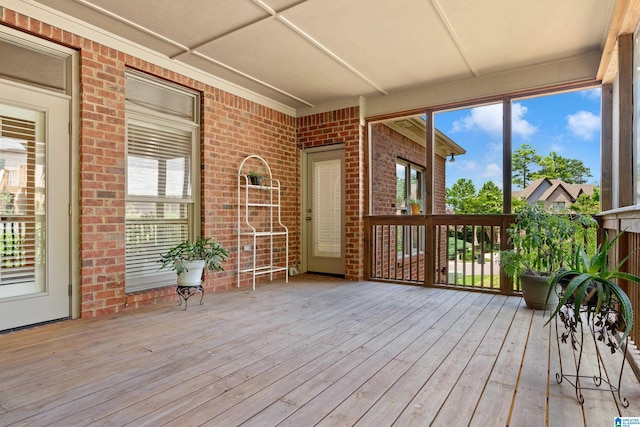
[305,148,345,275]
[0,82,70,331]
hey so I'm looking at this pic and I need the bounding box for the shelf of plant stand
[246,202,279,207]
[242,184,277,190]
[238,265,287,275]
[239,231,287,236]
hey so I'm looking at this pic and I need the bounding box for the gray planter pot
[520,273,558,310]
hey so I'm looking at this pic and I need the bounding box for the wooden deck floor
[2,275,640,426]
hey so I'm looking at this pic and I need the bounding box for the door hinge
[68,284,72,297]
[68,122,72,135]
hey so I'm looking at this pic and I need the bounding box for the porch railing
[365,210,640,347]
[599,208,640,345]
[364,215,516,294]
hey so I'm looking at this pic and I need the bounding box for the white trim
[2,0,297,117]
[0,25,79,320]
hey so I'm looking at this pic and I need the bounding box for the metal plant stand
[176,283,204,310]
[554,301,629,407]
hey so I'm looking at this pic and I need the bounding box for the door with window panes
[0,82,70,331]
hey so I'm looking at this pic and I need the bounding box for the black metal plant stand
[176,283,204,310]
[554,301,629,408]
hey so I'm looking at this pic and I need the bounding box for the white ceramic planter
[176,260,205,286]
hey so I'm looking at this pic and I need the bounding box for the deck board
[1,276,638,426]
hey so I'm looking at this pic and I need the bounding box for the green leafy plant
[158,237,228,276]
[407,198,422,206]
[501,202,597,279]
[545,231,640,345]
[247,168,267,185]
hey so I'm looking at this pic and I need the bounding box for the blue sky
[435,88,602,191]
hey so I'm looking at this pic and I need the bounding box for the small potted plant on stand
[501,202,597,310]
[159,237,228,309]
[247,169,266,186]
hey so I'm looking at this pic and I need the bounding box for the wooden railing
[365,211,640,343]
[364,214,516,295]
[599,208,640,344]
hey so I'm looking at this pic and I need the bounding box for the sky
[436,88,602,191]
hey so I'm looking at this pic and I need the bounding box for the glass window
[396,160,424,215]
[125,72,200,292]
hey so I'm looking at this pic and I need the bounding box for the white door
[306,149,345,275]
[0,82,70,331]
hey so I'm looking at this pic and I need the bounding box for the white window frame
[396,159,425,254]
[124,72,200,292]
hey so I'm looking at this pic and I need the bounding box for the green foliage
[512,144,592,189]
[531,151,592,184]
[158,237,228,276]
[501,202,598,279]
[570,186,600,214]
[476,181,503,214]
[545,232,640,344]
[513,143,541,190]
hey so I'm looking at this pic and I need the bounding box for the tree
[446,179,504,214]
[477,181,503,214]
[570,186,600,214]
[512,144,540,190]
[531,151,592,184]
[446,178,476,214]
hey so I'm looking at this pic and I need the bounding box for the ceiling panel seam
[189,51,314,106]
[430,0,479,77]
[76,0,314,106]
[75,0,190,52]
[276,15,388,95]
[252,0,387,95]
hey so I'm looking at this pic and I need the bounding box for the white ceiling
[29,0,617,114]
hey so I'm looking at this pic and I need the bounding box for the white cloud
[451,103,536,138]
[481,163,502,181]
[581,88,601,101]
[566,111,600,140]
[550,143,564,153]
[512,104,537,138]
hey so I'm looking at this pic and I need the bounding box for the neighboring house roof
[513,178,595,204]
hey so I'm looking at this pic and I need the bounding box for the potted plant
[247,169,266,186]
[501,202,597,310]
[546,231,640,347]
[408,198,422,215]
[158,237,229,286]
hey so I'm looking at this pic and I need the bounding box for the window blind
[0,115,40,288]
[125,120,194,290]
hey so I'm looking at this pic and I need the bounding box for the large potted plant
[501,202,597,309]
[158,237,229,286]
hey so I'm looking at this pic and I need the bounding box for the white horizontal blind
[125,120,195,291]
[0,115,41,289]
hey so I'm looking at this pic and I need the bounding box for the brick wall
[297,107,365,280]
[370,123,446,214]
[1,8,299,317]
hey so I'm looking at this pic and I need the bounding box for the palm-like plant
[545,231,640,345]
